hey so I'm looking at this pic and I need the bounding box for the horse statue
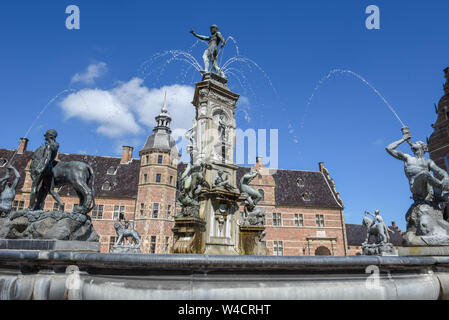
[362,214,393,244]
[35,161,96,214]
[114,221,141,248]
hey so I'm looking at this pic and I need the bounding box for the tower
[172,73,241,255]
[135,94,180,253]
[428,68,449,171]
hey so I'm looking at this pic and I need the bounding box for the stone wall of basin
[1,251,449,300]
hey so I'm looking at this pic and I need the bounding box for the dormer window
[102,181,111,191]
[302,191,311,201]
[107,167,116,175]
[296,177,305,188]
[0,158,7,166]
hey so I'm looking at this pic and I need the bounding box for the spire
[154,92,172,134]
[161,91,168,114]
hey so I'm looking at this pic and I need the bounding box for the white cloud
[59,78,195,141]
[71,62,107,85]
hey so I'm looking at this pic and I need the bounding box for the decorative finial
[161,91,168,114]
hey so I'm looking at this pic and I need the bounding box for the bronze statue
[239,169,262,208]
[386,126,449,203]
[214,170,236,192]
[363,209,393,244]
[29,129,60,210]
[114,221,141,248]
[28,129,96,214]
[190,25,226,77]
[0,164,20,216]
[386,126,449,246]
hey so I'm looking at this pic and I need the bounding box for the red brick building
[0,104,349,256]
[428,67,449,169]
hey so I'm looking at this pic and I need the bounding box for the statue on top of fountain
[190,24,226,78]
[386,126,449,246]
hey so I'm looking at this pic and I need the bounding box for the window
[170,176,173,185]
[53,202,65,212]
[156,174,161,183]
[316,214,325,227]
[92,205,104,220]
[107,167,116,175]
[143,174,148,183]
[258,189,265,201]
[109,236,118,252]
[273,241,284,256]
[296,177,305,188]
[12,200,24,212]
[165,237,170,253]
[114,205,125,220]
[272,213,282,226]
[158,155,163,164]
[294,214,304,227]
[102,181,111,191]
[150,236,157,254]
[140,203,145,216]
[152,203,159,218]
[145,155,149,164]
[302,191,311,201]
[167,205,171,217]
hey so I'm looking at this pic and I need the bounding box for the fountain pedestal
[171,216,206,254]
[239,225,269,255]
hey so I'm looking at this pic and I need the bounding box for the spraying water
[302,69,405,128]
[5,89,89,167]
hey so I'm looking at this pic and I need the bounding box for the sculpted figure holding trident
[386,126,449,203]
[190,25,226,78]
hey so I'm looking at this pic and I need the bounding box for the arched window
[315,246,331,256]
[102,181,111,191]
[258,189,265,201]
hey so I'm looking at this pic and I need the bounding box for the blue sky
[1,0,449,229]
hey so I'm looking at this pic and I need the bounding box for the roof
[345,223,404,246]
[141,131,178,154]
[0,148,343,208]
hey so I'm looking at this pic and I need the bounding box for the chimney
[121,146,134,164]
[318,162,325,173]
[17,138,29,154]
[391,221,399,231]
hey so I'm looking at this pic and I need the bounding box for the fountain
[3,27,449,301]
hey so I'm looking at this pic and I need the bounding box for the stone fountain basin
[0,251,448,300]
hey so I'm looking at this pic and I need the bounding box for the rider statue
[0,164,20,216]
[364,209,392,244]
[190,24,226,78]
[28,129,59,211]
